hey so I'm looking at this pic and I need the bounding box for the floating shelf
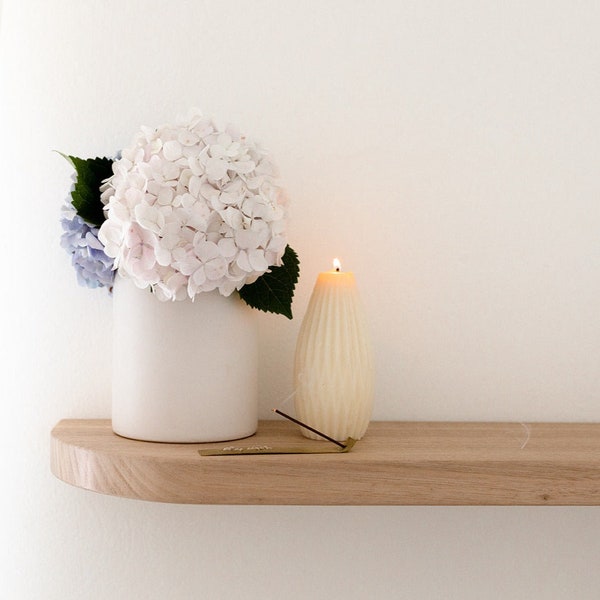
[50,420,600,505]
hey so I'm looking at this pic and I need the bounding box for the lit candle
[293,259,374,441]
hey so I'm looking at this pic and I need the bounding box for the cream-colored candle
[293,259,374,441]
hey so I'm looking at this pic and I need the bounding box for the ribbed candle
[293,263,374,441]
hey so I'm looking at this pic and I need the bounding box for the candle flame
[333,258,341,272]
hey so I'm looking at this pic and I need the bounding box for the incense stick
[272,409,347,449]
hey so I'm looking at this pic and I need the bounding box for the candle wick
[335,267,340,272]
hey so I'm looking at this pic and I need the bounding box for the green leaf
[238,246,300,319]
[62,153,113,227]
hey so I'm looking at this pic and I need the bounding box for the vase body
[293,271,374,441]
[112,277,258,443]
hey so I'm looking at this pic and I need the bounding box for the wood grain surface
[50,420,600,505]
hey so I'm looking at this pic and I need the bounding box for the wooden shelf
[50,419,600,505]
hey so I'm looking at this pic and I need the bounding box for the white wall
[2,0,600,598]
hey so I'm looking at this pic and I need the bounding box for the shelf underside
[51,419,600,505]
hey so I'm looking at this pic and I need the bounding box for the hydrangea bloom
[60,204,115,289]
[98,110,288,301]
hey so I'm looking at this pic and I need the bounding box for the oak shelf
[50,419,600,505]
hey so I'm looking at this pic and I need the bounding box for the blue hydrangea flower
[61,204,115,290]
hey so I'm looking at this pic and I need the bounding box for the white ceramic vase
[111,277,258,443]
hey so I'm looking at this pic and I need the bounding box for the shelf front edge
[51,419,600,505]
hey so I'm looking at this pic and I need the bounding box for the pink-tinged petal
[236,251,252,272]
[205,157,228,181]
[135,204,165,234]
[194,240,219,262]
[248,249,269,272]
[163,140,183,161]
[205,256,228,281]
[234,228,260,250]
[178,130,200,146]
[188,175,202,198]
[218,237,237,258]
[231,160,255,174]
[221,207,243,229]
[191,267,206,286]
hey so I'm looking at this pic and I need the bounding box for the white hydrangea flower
[98,110,288,301]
